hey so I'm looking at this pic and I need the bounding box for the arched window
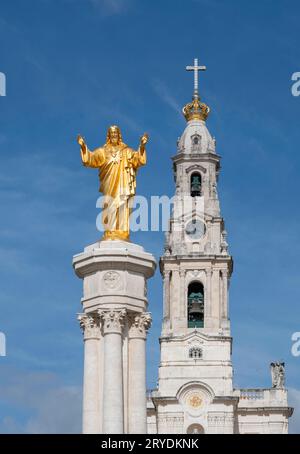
[187,282,204,328]
[190,172,201,197]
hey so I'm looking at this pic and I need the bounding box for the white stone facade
[147,109,293,434]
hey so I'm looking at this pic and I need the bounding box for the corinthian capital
[100,309,126,334]
[163,270,171,281]
[78,312,100,340]
[129,312,152,339]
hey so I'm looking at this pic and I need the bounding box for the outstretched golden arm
[77,134,105,168]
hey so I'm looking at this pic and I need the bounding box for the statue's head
[106,125,122,146]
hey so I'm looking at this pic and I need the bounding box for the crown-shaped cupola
[182,97,210,122]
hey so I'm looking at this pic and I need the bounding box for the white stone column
[98,330,104,432]
[205,268,212,328]
[172,269,180,319]
[73,241,156,434]
[100,309,126,434]
[222,270,228,319]
[207,268,212,316]
[180,270,186,318]
[212,269,220,320]
[128,312,152,434]
[163,270,171,320]
[78,312,101,434]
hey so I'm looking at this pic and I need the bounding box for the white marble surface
[75,240,156,434]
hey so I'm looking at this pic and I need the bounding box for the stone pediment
[176,331,208,343]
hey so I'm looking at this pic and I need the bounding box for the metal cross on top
[186,58,206,99]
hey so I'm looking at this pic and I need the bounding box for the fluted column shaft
[101,309,126,434]
[128,312,152,434]
[79,312,101,434]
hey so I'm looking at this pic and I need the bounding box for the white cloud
[192,0,220,6]
[151,79,181,114]
[0,368,81,434]
[55,0,132,16]
[89,0,131,15]
[25,385,81,434]
[0,150,90,247]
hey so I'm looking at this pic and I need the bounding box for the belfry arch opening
[190,172,201,197]
[187,281,204,328]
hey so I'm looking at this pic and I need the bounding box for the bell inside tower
[190,172,202,197]
[187,281,204,328]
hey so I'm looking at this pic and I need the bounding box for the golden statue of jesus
[77,125,148,241]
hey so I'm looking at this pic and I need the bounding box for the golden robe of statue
[77,125,148,241]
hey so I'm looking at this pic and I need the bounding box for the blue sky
[0,0,300,433]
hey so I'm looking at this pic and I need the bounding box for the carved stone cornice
[129,312,152,339]
[100,309,126,335]
[78,312,101,340]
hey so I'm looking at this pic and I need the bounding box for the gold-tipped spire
[183,58,210,122]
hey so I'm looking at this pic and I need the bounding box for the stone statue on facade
[270,362,285,388]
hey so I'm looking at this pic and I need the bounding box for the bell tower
[161,59,232,337]
[147,59,235,434]
[147,59,293,435]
